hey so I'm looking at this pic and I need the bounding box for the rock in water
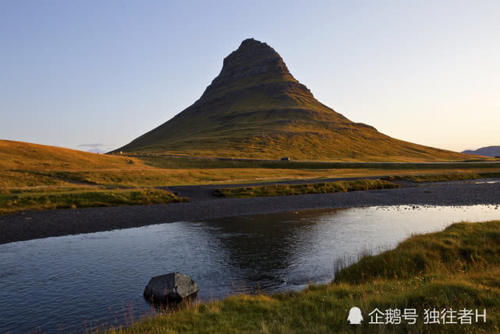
[144,272,199,303]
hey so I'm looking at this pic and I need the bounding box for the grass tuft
[214,179,399,198]
[0,188,186,214]
[383,172,500,183]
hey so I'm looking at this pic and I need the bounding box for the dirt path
[1,179,500,244]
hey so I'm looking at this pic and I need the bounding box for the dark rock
[144,272,199,303]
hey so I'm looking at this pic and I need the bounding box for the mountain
[463,146,500,157]
[117,38,469,162]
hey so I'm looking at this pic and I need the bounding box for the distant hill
[117,38,470,162]
[0,139,142,171]
[463,146,500,157]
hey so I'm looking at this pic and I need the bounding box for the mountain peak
[203,39,296,98]
[231,38,281,61]
[224,38,291,75]
[229,38,280,62]
[117,39,468,162]
[239,37,268,49]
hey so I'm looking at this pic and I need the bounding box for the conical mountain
[118,38,467,161]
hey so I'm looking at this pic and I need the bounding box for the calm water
[0,205,499,333]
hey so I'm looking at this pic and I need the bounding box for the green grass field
[109,221,500,334]
[0,188,186,214]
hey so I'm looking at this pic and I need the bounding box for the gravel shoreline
[1,179,500,245]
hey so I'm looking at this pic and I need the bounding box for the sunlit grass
[0,188,186,214]
[214,179,399,198]
[2,139,500,213]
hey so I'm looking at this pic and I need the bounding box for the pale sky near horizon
[1,0,499,153]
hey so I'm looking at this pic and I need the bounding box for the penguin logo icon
[347,306,363,325]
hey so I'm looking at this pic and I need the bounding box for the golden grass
[1,140,499,213]
[0,139,148,171]
[5,168,500,191]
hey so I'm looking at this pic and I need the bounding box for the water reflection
[0,205,498,333]
[203,205,500,292]
[203,210,340,292]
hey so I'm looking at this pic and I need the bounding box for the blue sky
[1,0,499,153]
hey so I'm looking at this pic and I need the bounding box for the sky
[1,0,499,153]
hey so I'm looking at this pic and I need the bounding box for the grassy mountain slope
[0,139,142,171]
[0,140,187,213]
[117,39,470,162]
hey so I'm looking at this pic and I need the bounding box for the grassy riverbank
[383,172,500,183]
[0,188,185,214]
[3,168,500,213]
[110,220,500,334]
[214,179,399,198]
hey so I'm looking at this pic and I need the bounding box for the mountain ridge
[463,146,500,157]
[117,38,470,162]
